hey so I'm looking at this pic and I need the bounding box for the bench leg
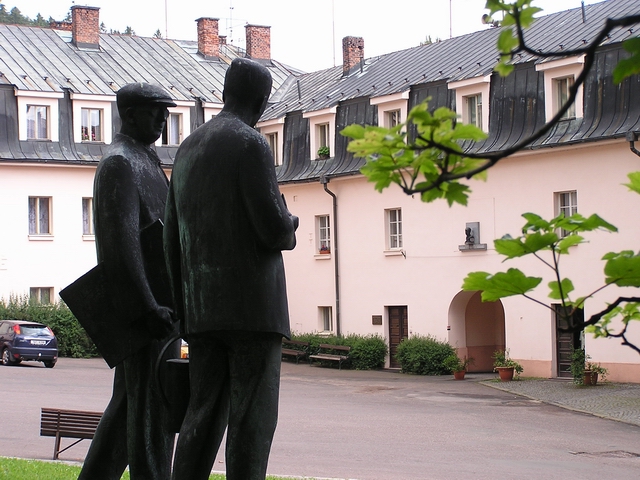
[53,433,61,460]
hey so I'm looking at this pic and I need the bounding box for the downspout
[627,131,640,158]
[320,175,341,337]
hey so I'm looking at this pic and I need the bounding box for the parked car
[0,320,58,368]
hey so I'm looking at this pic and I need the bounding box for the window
[465,94,483,129]
[266,132,280,166]
[258,118,285,166]
[82,197,94,235]
[81,108,103,142]
[386,109,401,128]
[386,208,403,250]
[26,105,49,140]
[304,108,336,161]
[316,215,331,254]
[319,306,333,333]
[556,190,577,237]
[554,77,576,119]
[30,287,53,304]
[371,92,409,130]
[28,197,51,235]
[163,113,183,145]
[536,56,584,121]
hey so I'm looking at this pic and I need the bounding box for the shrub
[289,332,387,370]
[0,295,98,358]
[395,335,455,375]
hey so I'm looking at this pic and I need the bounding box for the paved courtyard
[1,357,639,479]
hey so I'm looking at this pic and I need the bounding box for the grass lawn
[0,457,309,480]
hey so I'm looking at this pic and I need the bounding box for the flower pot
[453,370,466,380]
[583,370,598,386]
[495,366,515,381]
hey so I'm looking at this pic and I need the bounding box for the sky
[13,0,603,73]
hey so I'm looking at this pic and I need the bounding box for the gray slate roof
[263,0,639,121]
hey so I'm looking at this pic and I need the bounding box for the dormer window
[371,92,409,129]
[448,75,491,133]
[303,107,336,161]
[16,90,63,142]
[71,94,115,144]
[536,55,584,121]
[258,117,285,166]
[156,103,192,147]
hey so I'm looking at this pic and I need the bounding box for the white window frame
[385,208,403,252]
[370,92,409,129]
[16,90,63,141]
[448,75,491,133]
[555,190,578,238]
[258,117,285,166]
[536,55,584,121]
[28,196,52,237]
[318,306,333,333]
[303,107,336,161]
[156,103,192,147]
[316,215,331,255]
[82,197,94,237]
[71,94,115,144]
[30,287,53,304]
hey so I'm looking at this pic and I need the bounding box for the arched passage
[448,291,505,372]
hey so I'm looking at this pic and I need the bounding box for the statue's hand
[143,306,176,340]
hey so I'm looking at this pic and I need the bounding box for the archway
[448,291,505,372]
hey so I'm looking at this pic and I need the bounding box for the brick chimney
[343,36,364,75]
[196,17,219,58]
[71,6,100,49]
[245,24,270,60]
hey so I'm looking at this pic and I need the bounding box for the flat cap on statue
[116,83,177,111]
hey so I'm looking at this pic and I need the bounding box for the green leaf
[497,29,518,54]
[556,234,583,253]
[624,171,640,195]
[495,61,515,77]
[548,278,574,300]
[341,124,365,140]
[462,268,542,301]
[604,251,640,287]
[613,38,640,84]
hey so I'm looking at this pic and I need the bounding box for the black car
[0,320,58,368]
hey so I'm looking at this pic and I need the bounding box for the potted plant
[492,349,523,381]
[584,355,608,386]
[319,244,330,254]
[317,146,330,159]
[570,348,586,385]
[443,354,474,380]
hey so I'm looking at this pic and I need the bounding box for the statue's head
[117,83,177,144]
[223,58,273,126]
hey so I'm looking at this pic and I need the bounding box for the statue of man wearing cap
[78,83,179,480]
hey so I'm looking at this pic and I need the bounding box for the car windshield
[20,325,51,336]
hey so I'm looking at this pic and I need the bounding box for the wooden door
[388,306,408,368]
[556,306,583,378]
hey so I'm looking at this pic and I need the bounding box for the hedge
[395,335,455,375]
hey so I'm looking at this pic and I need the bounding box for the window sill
[28,235,54,241]
[458,243,487,252]
[82,234,95,241]
[80,141,105,144]
[314,253,332,260]
[384,249,404,257]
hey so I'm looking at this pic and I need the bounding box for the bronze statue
[165,58,298,480]
[78,83,179,480]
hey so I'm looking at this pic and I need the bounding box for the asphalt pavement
[1,357,639,479]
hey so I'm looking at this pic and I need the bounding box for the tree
[153,29,163,39]
[343,0,640,353]
[123,26,135,36]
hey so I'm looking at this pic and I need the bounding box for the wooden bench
[309,344,351,370]
[282,339,309,364]
[40,407,103,460]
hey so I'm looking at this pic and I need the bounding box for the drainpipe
[627,131,640,158]
[320,175,341,337]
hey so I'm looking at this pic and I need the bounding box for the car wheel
[43,360,56,368]
[2,348,14,366]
